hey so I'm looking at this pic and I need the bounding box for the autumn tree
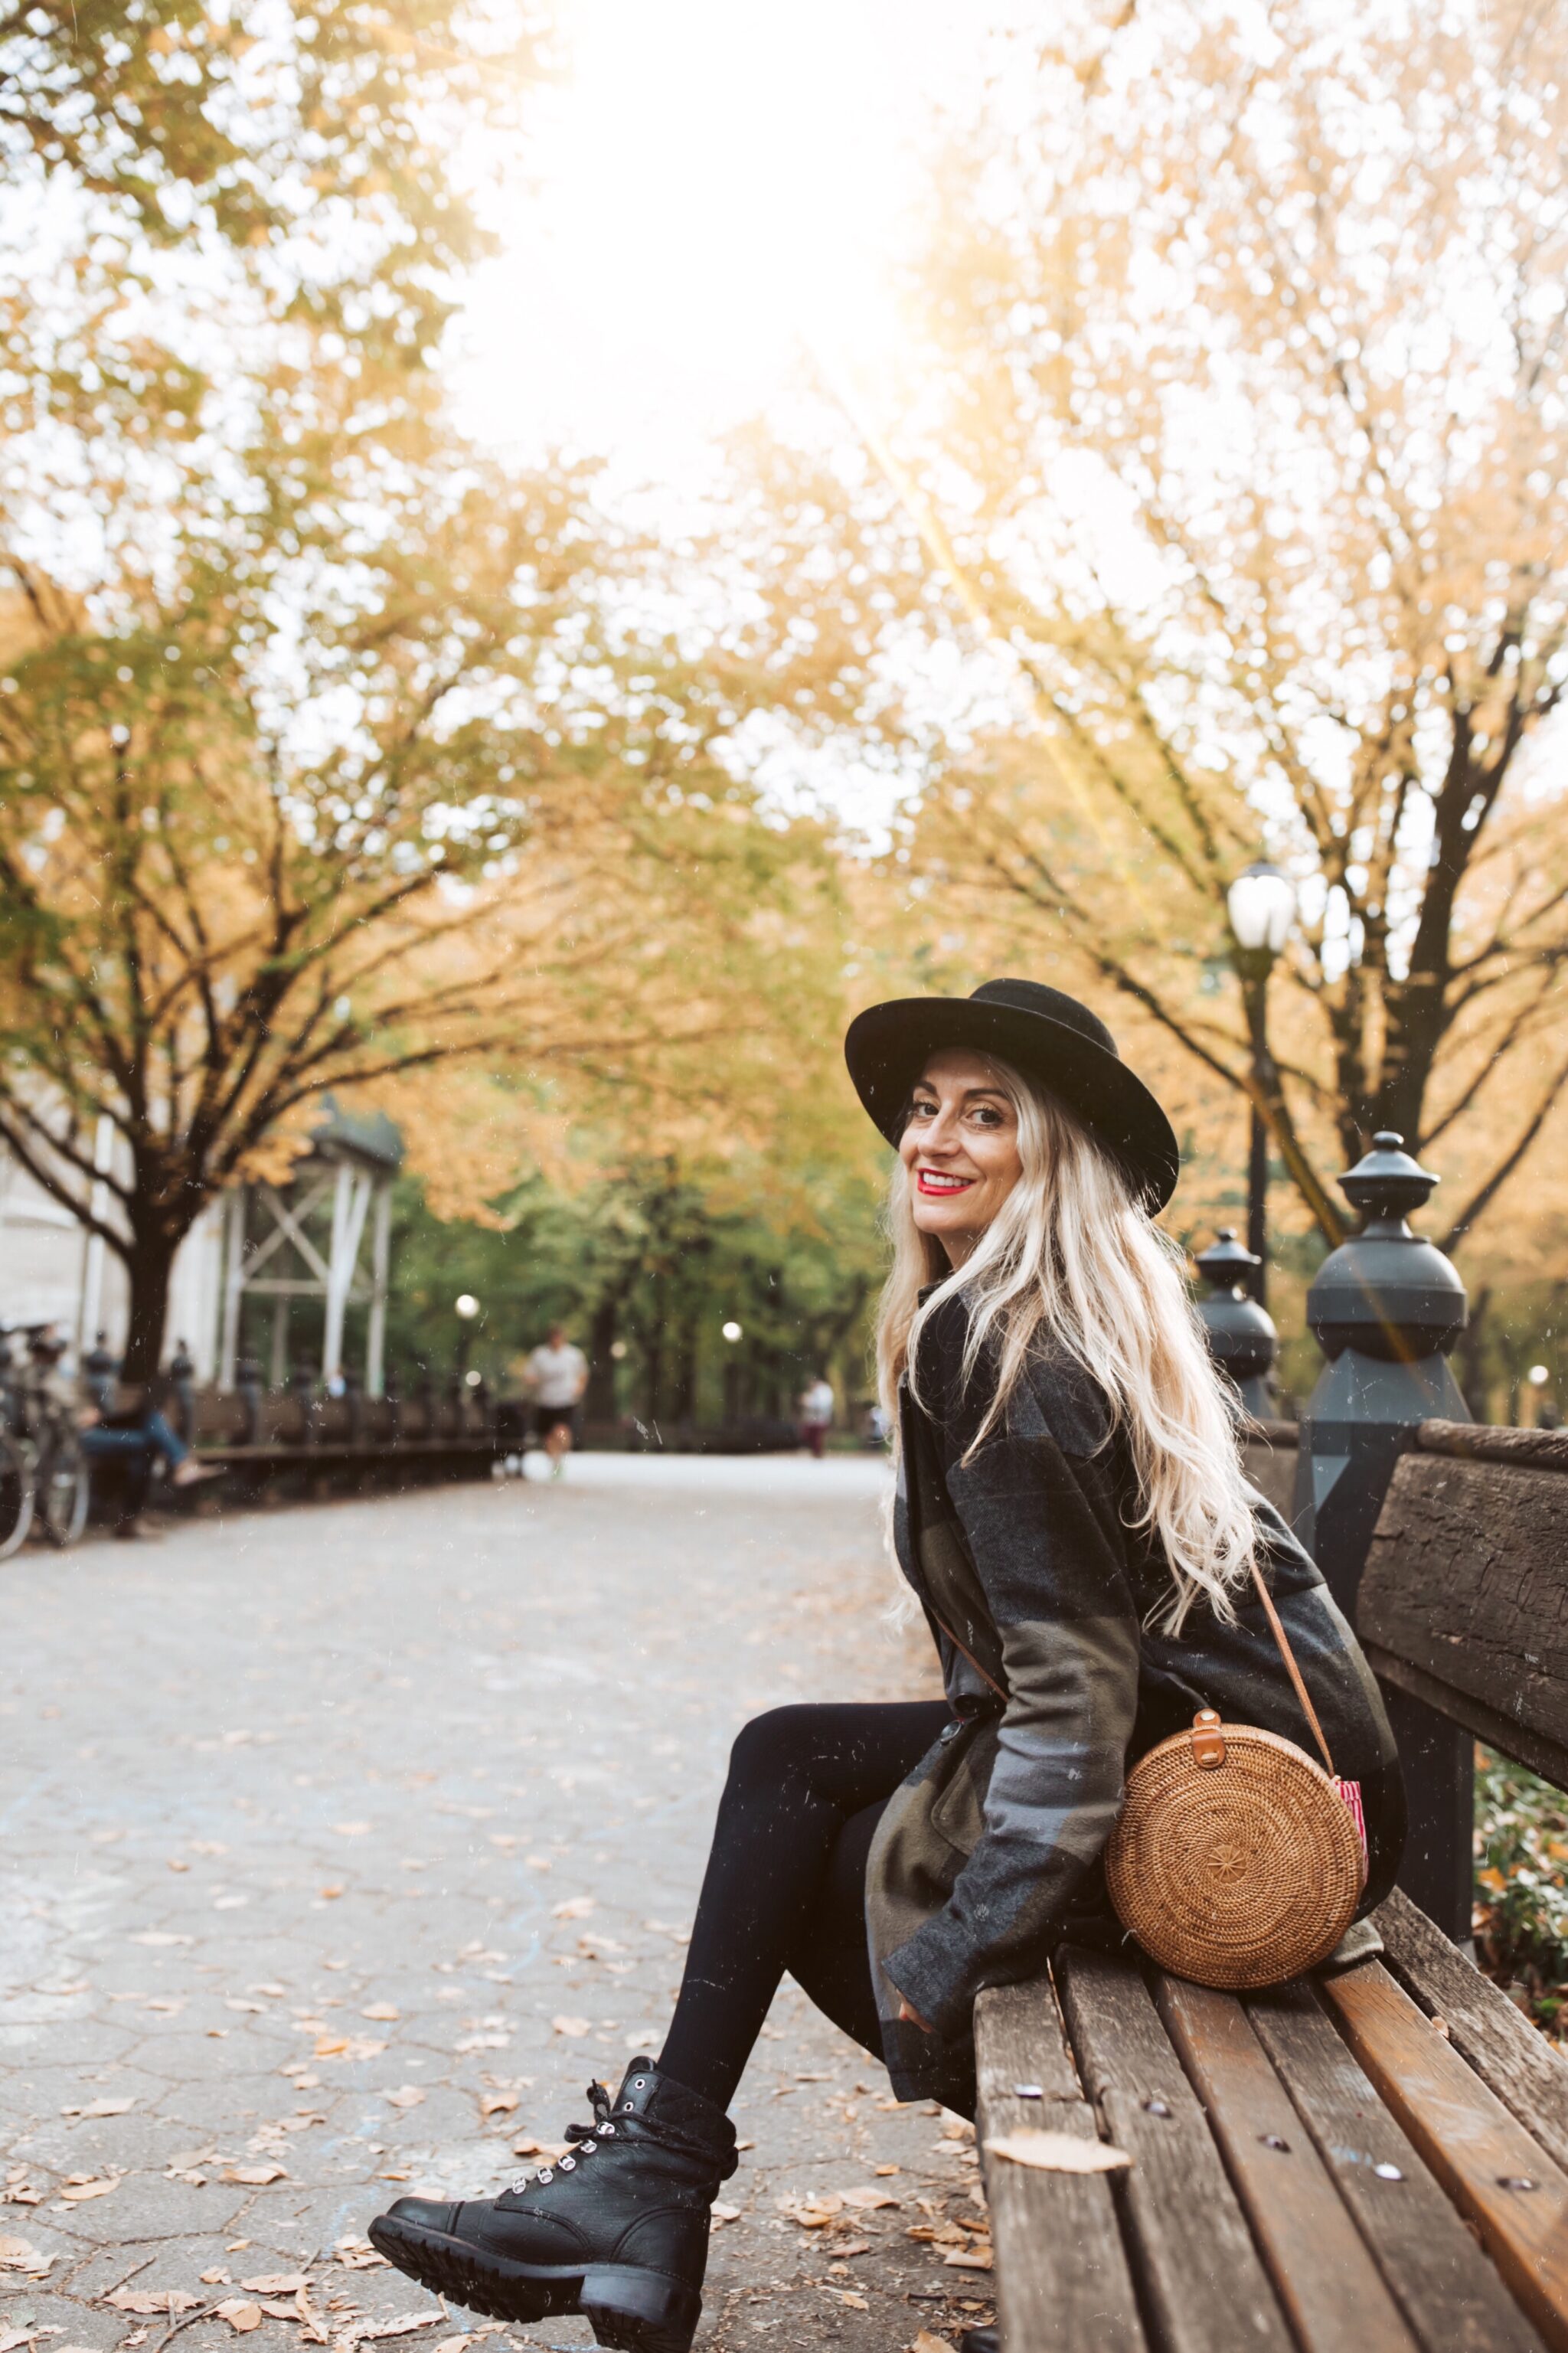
[750,0,1568,1258]
[0,0,849,1377]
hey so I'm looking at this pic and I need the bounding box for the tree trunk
[120,1227,183,1382]
[585,1294,619,1423]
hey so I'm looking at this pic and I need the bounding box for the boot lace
[509,2080,617,2193]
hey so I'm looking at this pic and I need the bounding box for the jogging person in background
[796,1371,835,1459]
[522,1324,588,1479]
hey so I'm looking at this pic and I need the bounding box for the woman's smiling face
[899,1047,1024,1264]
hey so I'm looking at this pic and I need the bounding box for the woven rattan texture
[1106,1722,1364,1989]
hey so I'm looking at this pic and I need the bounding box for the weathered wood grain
[1249,1978,1545,2353]
[1158,1972,1419,2353]
[1416,1421,1568,1472]
[1323,1962,1568,2352]
[1376,1889,1568,2178]
[974,1974,1147,2353]
[1057,1948,1292,2353]
[1357,1451,1568,1783]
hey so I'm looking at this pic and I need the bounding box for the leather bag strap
[929,1605,1007,1706]
[1248,1557,1338,1779]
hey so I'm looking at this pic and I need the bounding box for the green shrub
[1474,1748,1568,2042]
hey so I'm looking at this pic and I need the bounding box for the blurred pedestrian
[521,1323,588,1479]
[796,1372,835,1459]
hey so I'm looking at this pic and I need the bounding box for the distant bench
[979,1417,1568,2353]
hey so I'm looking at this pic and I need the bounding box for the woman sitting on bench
[369,979,1406,2353]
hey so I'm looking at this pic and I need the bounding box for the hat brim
[844,995,1180,1212]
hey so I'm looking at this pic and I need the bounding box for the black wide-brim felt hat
[844,978,1181,1211]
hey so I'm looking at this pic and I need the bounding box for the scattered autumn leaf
[57,2178,116,2201]
[361,2003,400,2021]
[479,2093,518,2118]
[943,2248,994,2271]
[551,2016,591,2038]
[983,2130,1131,2175]
[838,2292,869,2311]
[333,2237,389,2270]
[214,2301,264,2332]
[239,2273,310,2295]
[224,2164,286,2185]
[710,2202,741,2224]
[911,2333,954,2353]
[61,2098,134,2118]
[384,2087,426,2110]
[840,2185,899,2210]
[0,2240,51,2277]
[107,2289,200,2315]
[552,1897,595,1920]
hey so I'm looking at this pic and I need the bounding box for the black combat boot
[368,2058,737,2353]
[960,2331,998,2353]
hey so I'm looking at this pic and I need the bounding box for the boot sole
[367,2213,701,2353]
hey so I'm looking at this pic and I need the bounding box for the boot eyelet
[602,2123,616,2135]
[633,2078,645,2089]
[538,2168,554,2183]
[560,2155,576,2171]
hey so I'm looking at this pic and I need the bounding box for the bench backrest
[1357,1418,1568,1790]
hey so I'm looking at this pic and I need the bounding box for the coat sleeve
[880,1338,1141,2039]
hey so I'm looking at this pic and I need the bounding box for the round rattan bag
[1104,1708,1364,1989]
[1105,1559,1367,1989]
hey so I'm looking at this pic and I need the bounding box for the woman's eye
[910,1099,938,1121]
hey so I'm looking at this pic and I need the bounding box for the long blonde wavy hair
[875,1054,1256,1632]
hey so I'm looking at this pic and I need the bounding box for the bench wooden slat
[1158,1974,1419,2353]
[1357,1453,1568,1787]
[1322,1962,1568,2353]
[1374,1890,1568,2178]
[1249,1979,1544,2353]
[1057,1949,1292,2353]
[975,1976,1148,2353]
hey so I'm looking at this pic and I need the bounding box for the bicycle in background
[0,1325,91,1557]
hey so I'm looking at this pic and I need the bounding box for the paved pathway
[1,1459,995,2353]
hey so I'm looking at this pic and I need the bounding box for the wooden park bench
[978,1417,1568,2353]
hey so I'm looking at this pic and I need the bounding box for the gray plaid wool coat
[865,1292,1406,2113]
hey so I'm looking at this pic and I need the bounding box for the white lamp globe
[721,1320,743,1343]
[1227,861,1296,955]
[455,1293,479,1320]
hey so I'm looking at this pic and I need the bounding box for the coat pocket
[926,1716,1001,1858]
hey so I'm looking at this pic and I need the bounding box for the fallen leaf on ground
[984,2130,1131,2175]
[840,2185,899,2210]
[780,2194,841,2227]
[911,2333,953,2352]
[58,2178,116,2201]
[479,2093,518,2118]
[943,2249,994,2271]
[0,2326,34,2352]
[384,2087,425,2110]
[553,1897,596,1920]
[333,2238,388,2270]
[319,1886,345,1900]
[710,2203,741,2224]
[63,2096,136,2118]
[551,2016,590,2038]
[835,2240,871,2257]
[433,2338,471,2353]
[361,2004,400,2021]
[201,2270,231,2286]
[356,2314,443,2339]
[239,2273,310,2295]
[215,2302,263,2332]
[838,2292,869,2311]
[224,2164,286,2185]
[108,2289,200,2315]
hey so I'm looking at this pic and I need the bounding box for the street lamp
[1226,861,1297,1307]
[454,1293,480,1380]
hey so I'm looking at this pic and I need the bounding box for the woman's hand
[897,1996,933,2034]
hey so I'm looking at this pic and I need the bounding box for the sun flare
[456,0,959,463]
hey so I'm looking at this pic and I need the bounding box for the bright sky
[451,0,992,475]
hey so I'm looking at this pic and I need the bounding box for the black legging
[656,1701,951,2112]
